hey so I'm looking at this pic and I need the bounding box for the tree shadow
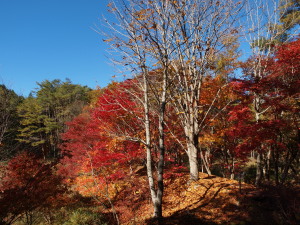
[159,179,243,224]
[145,213,219,225]
[116,173,300,225]
[240,185,300,225]
[160,175,283,225]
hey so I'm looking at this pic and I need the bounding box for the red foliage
[58,81,146,200]
[227,38,300,160]
[92,80,144,138]
[0,152,65,224]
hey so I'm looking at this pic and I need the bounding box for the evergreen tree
[17,79,91,159]
[0,85,23,160]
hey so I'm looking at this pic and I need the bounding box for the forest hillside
[116,172,299,224]
[1,0,300,224]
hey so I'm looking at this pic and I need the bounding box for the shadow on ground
[145,213,219,225]
[115,173,300,225]
[148,182,299,225]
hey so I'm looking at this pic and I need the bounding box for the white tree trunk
[188,141,199,181]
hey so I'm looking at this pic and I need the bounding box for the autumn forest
[0,0,299,224]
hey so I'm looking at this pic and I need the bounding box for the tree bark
[255,153,263,186]
[200,149,212,176]
[188,141,199,181]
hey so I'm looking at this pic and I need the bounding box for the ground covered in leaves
[112,172,299,225]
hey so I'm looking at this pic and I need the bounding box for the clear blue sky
[0,0,115,96]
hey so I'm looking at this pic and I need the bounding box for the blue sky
[0,0,115,96]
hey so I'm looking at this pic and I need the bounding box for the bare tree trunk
[142,73,161,217]
[255,153,263,186]
[281,149,298,184]
[188,141,199,181]
[155,67,167,218]
[272,147,279,185]
[200,149,212,176]
[230,160,235,180]
[265,150,271,181]
[205,150,212,175]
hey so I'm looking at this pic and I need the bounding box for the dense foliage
[17,79,91,158]
[0,0,299,224]
[0,85,23,160]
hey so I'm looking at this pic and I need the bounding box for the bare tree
[102,0,173,218]
[165,0,243,180]
[101,0,243,217]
